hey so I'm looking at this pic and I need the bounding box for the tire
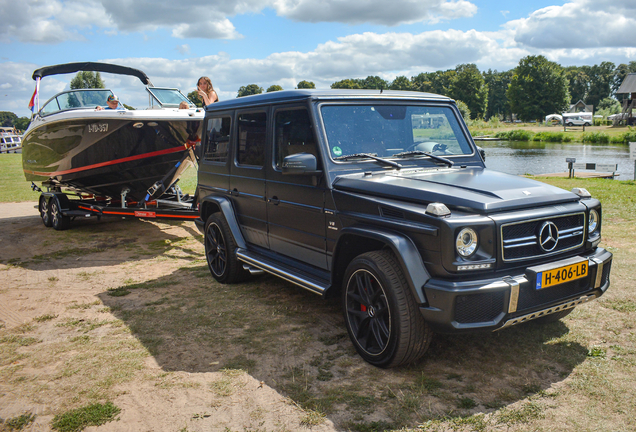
[39,196,52,228]
[342,250,433,368]
[204,212,248,283]
[532,308,573,324]
[50,198,70,231]
[566,122,573,126]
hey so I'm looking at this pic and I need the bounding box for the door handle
[268,196,280,205]
[230,188,239,196]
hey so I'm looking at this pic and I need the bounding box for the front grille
[517,277,589,311]
[501,213,585,261]
[454,291,505,323]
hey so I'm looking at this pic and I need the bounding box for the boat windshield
[320,104,473,162]
[40,89,113,116]
[146,87,193,108]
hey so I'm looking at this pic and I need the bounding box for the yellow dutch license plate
[536,261,588,290]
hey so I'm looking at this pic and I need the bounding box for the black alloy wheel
[343,250,432,368]
[204,212,248,283]
[39,197,52,228]
[205,219,227,278]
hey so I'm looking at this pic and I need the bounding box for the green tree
[70,71,105,89]
[507,55,570,121]
[449,64,488,119]
[297,80,315,89]
[564,66,590,104]
[586,62,615,110]
[187,90,203,107]
[411,70,455,95]
[389,76,412,91]
[483,69,512,120]
[331,79,362,89]
[237,84,263,97]
[597,97,621,113]
[267,85,283,92]
[360,76,389,90]
[455,100,471,122]
[0,111,18,127]
[15,116,30,131]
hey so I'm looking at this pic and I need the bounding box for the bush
[494,130,534,141]
[581,132,610,144]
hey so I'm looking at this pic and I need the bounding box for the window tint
[204,116,231,162]
[237,112,266,166]
[274,108,317,168]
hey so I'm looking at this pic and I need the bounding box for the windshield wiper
[334,153,402,169]
[392,151,454,167]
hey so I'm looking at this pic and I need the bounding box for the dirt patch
[1,201,635,432]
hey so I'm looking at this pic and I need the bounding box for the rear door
[229,109,269,249]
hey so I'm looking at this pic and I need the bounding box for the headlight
[456,228,478,257]
[588,209,599,234]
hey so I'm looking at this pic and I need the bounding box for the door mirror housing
[282,153,321,175]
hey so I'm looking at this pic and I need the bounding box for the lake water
[478,141,635,180]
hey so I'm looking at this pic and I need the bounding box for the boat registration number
[88,123,109,133]
[536,261,587,290]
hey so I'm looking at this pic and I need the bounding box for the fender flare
[336,226,430,304]
[199,195,246,249]
[41,191,71,211]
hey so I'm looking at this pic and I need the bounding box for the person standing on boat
[196,77,218,105]
[96,94,126,111]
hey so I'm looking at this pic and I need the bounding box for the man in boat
[96,94,126,111]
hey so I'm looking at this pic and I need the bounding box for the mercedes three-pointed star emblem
[538,221,559,252]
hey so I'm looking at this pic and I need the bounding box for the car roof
[204,89,453,112]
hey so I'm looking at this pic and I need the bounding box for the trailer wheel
[204,212,248,283]
[39,196,52,228]
[50,198,70,231]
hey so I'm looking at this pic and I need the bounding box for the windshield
[320,104,473,161]
[147,88,192,108]
[40,89,113,116]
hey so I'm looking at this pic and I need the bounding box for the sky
[1,0,635,118]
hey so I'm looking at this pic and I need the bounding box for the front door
[266,106,327,269]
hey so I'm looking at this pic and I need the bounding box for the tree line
[235,56,636,122]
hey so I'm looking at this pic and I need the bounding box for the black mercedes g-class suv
[195,89,612,368]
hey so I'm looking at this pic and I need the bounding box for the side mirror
[476,146,486,161]
[282,153,321,175]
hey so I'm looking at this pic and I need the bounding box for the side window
[274,108,318,168]
[237,112,266,166]
[204,116,231,163]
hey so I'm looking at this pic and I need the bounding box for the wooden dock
[528,172,619,179]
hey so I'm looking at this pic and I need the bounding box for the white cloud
[507,0,636,49]
[0,0,477,44]
[176,44,191,55]
[271,0,477,26]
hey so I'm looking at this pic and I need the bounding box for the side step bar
[236,249,330,295]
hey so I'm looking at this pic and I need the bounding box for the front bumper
[420,248,612,333]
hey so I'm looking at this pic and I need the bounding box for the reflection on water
[480,140,634,179]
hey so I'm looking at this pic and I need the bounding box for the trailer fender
[334,226,430,305]
[198,195,246,249]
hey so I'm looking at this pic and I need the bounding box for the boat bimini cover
[32,62,153,86]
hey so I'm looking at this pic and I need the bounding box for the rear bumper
[420,248,612,333]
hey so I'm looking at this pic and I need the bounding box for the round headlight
[456,228,478,257]
[589,209,599,234]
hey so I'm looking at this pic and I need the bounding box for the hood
[332,167,579,213]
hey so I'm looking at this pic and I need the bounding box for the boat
[22,62,203,202]
[0,127,22,153]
